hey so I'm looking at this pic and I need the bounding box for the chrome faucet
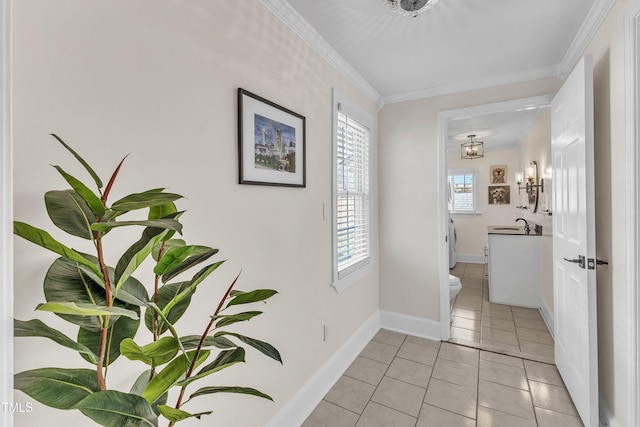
[516,217,530,234]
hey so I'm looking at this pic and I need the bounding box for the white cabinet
[487,233,541,308]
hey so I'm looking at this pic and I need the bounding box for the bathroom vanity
[487,225,541,308]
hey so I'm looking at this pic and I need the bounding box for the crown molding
[383,64,560,105]
[559,0,617,76]
[257,0,383,108]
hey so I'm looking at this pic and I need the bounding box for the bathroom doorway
[437,95,554,360]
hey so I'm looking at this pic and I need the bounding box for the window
[448,168,479,214]
[333,91,372,289]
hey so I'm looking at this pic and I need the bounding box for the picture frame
[238,88,306,187]
[490,164,508,184]
[488,185,511,205]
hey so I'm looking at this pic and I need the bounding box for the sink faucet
[516,218,530,234]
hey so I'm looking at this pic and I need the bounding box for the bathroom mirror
[527,161,539,212]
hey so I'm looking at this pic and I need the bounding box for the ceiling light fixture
[385,0,439,18]
[461,134,484,160]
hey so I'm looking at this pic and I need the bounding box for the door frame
[0,0,12,424]
[624,2,640,425]
[437,94,554,339]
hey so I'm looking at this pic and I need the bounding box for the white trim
[599,392,621,427]
[379,311,441,341]
[257,0,382,108]
[385,64,560,105]
[0,0,12,425]
[540,303,555,339]
[560,0,617,77]
[264,312,380,427]
[624,2,640,426]
[437,94,554,343]
[455,254,487,265]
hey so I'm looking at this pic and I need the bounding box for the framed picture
[488,185,511,205]
[490,165,508,184]
[238,88,306,187]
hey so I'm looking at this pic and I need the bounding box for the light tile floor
[303,330,582,427]
[449,263,555,364]
[303,263,582,426]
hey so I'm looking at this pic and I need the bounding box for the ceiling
[263,0,607,150]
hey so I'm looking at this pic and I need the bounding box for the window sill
[332,262,372,293]
[450,211,482,216]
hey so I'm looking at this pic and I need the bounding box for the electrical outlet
[323,324,329,341]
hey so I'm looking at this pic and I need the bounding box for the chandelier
[385,0,439,17]
[461,135,484,160]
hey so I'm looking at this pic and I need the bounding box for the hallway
[303,262,582,426]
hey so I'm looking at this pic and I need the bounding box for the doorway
[437,94,554,340]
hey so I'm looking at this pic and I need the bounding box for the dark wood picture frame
[238,88,306,187]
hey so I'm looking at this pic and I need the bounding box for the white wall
[447,149,521,260]
[12,1,379,426]
[378,78,562,320]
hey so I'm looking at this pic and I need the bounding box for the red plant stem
[168,273,241,426]
[95,232,112,391]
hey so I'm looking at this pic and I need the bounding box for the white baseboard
[264,309,444,426]
[456,254,487,264]
[600,393,620,427]
[540,303,555,339]
[264,311,381,427]
[379,310,442,341]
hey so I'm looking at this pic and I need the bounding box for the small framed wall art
[490,164,508,184]
[488,185,511,205]
[238,88,306,187]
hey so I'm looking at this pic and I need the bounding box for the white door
[551,55,598,427]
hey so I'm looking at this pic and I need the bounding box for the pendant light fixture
[461,134,484,160]
[384,0,439,18]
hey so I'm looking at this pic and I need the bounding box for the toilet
[449,274,462,300]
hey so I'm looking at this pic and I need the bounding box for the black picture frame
[238,88,306,187]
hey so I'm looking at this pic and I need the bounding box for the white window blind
[448,169,477,213]
[336,106,370,279]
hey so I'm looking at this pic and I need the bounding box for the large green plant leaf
[153,245,195,276]
[144,281,193,335]
[111,188,182,213]
[130,370,168,416]
[36,301,139,319]
[14,319,98,363]
[52,165,106,216]
[114,224,179,290]
[44,190,97,240]
[212,311,262,328]
[142,350,210,404]
[161,247,218,283]
[157,405,212,422]
[177,348,245,387]
[215,332,282,364]
[14,221,103,280]
[179,335,236,350]
[152,239,185,262]
[14,367,100,409]
[148,202,178,221]
[120,337,179,366]
[45,256,147,332]
[91,219,182,234]
[160,261,225,318]
[226,289,278,308]
[78,309,140,365]
[50,134,103,189]
[111,229,169,297]
[188,386,273,402]
[74,390,158,427]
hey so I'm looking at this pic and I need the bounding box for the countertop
[487,225,542,236]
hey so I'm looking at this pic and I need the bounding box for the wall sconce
[516,161,544,195]
[516,161,544,213]
[461,134,484,159]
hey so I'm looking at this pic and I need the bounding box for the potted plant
[13,135,281,426]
